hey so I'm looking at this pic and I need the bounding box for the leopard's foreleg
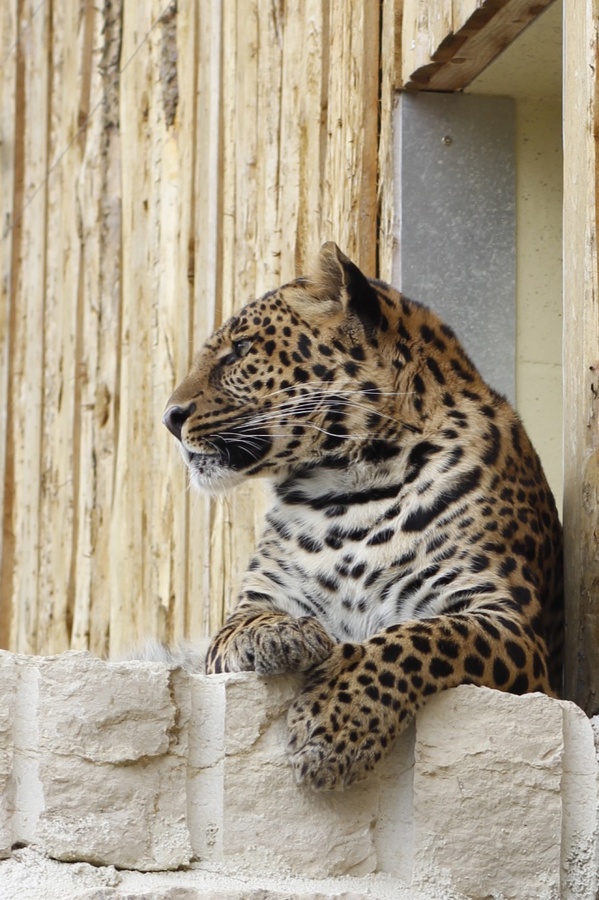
[287,606,551,790]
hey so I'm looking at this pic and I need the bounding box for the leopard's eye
[232,338,253,359]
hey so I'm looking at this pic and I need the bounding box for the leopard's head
[163,243,398,493]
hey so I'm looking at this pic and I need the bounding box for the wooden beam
[562,0,599,716]
[401,0,556,92]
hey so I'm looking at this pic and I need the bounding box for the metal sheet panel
[395,92,516,401]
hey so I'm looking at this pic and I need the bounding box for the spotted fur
[163,242,563,790]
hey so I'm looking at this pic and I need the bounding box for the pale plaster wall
[513,94,563,509]
[467,0,563,510]
[0,650,598,900]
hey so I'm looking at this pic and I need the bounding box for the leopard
[163,242,563,791]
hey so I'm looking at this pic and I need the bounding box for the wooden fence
[3,0,598,718]
[0,0,398,658]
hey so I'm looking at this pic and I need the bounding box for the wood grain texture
[0,0,389,655]
[76,0,123,658]
[189,0,222,641]
[323,0,380,273]
[562,0,599,715]
[378,0,401,282]
[38,0,85,654]
[2,0,50,653]
[0,0,19,651]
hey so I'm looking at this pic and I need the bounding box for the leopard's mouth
[181,432,272,471]
[179,445,216,466]
[179,431,272,492]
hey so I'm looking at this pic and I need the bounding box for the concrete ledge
[0,650,598,899]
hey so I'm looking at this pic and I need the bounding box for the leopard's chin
[180,446,245,496]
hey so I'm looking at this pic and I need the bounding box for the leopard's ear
[308,242,383,330]
[309,241,348,300]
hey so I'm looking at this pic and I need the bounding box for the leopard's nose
[162,403,196,441]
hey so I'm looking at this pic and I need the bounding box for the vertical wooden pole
[3,0,50,653]
[378,0,401,283]
[109,0,199,657]
[152,0,198,647]
[563,0,599,714]
[75,0,123,658]
[188,0,222,642]
[38,0,89,654]
[0,0,19,650]
[278,0,328,274]
[322,0,380,273]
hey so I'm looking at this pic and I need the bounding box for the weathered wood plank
[0,0,19,650]
[254,0,283,290]
[37,0,89,654]
[401,0,446,88]
[207,0,237,636]
[0,0,389,654]
[277,1,309,275]
[5,0,51,652]
[106,0,197,655]
[378,0,401,282]
[150,0,197,647]
[562,0,599,715]
[143,0,170,647]
[187,0,222,642]
[237,0,284,558]
[222,0,270,622]
[278,0,327,272]
[323,0,380,272]
[74,0,123,658]
[402,0,555,92]
[110,0,156,656]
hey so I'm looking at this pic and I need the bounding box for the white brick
[36,655,193,870]
[35,653,183,762]
[2,651,599,899]
[412,685,564,900]
[560,699,599,899]
[0,652,194,871]
[0,652,18,857]
[0,651,46,857]
[372,725,416,884]
[188,672,387,878]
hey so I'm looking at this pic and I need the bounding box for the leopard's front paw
[205,612,335,675]
[286,642,411,790]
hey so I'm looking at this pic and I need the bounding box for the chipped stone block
[221,673,378,877]
[2,651,599,898]
[560,699,599,899]
[187,672,416,879]
[372,725,416,885]
[0,652,194,871]
[0,652,18,857]
[33,654,193,871]
[0,651,47,858]
[35,653,184,763]
[412,685,564,900]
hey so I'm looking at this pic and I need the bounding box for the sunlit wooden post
[562,0,599,715]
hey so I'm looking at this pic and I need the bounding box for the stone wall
[0,650,598,899]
